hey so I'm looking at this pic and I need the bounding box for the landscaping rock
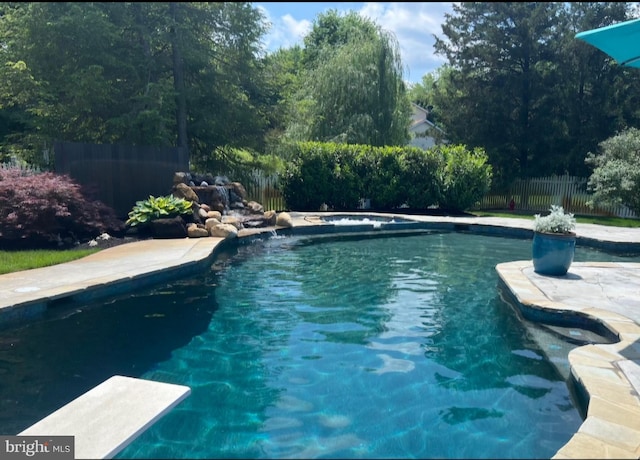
[149,216,187,239]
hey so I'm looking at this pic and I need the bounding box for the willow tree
[284,10,411,147]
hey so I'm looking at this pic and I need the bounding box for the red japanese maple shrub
[0,165,124,249]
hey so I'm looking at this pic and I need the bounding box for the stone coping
[496,261,640,459]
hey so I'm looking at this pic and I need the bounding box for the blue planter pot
[532,232,576,276]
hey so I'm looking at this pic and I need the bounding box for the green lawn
[0,248,99,275]
[472,210,640,228]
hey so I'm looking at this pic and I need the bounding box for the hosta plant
[125,194,193,227]
[533,205,576,234]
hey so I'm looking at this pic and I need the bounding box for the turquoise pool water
[2,231,639,458]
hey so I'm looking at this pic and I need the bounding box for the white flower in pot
[532,205,576,276]
[533,205,576,234]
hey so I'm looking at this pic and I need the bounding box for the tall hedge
[280,142,362,211]
[280,142,492,212]
[355,146,403,210]
[397,147,444,209]
[438,145,493,211]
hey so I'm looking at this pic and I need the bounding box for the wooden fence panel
[54,142,188,218]
[222,169,287,212]
[474,174,637,218]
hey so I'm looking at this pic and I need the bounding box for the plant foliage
[439,145,493,211]
[585,127,640,216]
[0,2,272,166]
[125,194,194,227]
[533,205,576,234]
[0,165,124,248]
[283,10,411,147]
[280,142,492,212]
[430,2,639,185]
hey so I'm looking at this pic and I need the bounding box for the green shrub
[585,127,640,215]
[281,143,333,211]
[281,142,362,211]
[438,145,492,211]
[279,142,492,213]
[397,147,444,209]
[125,194,193,227]
[355,146,403,209]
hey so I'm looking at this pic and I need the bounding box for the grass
[0,248,99,275]
[472,210,640,228]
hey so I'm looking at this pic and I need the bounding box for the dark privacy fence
[54,141,189,218]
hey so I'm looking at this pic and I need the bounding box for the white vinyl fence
[473,174,637,218]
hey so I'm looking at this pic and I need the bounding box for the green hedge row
[280,142,492,212]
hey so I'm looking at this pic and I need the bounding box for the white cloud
[256,2,455,83]
[357,2,451,82]
[256,5,312,52]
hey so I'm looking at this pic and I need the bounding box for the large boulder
[210,223,238,239]
[276,212,293,228]
[186,223,209,238]
[172,183,199,203]
[149,216,187,239]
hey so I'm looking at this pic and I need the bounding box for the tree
[259,45,305,158]
[431,2,639,186]
[585,127,640,215]
[407,67,452,126]
[284,10,411,147]
[433,2,565,183]
[552,2,638,177]
[0,2,272,169]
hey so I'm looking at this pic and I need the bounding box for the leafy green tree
[553,2,638,177]
[260,45,305,156]
[301,9,378,69]
[285,10,411,147]
[407,71,441,122]
[585,127,640,215]
[0,2,272,168]
[431,2,639,187]
[178,2,272,160]
[433,2,564,184]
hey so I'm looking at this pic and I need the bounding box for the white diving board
[19,375,191,459]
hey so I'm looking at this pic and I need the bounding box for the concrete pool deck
[2,212,640,459]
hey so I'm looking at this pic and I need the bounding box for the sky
[254,2,455,85]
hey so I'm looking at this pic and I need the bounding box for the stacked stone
[146,172,292,240]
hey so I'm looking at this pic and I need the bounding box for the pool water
[2,231,639,458]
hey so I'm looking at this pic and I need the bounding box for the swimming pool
[2,231,639,458]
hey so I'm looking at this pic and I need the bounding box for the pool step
[19,375,190,459]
